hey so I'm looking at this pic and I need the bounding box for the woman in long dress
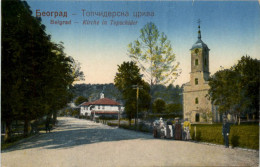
[183,119,191,140]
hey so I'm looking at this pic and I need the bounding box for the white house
[80,93,123,118]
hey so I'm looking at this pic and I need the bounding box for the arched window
[196,113,200,122]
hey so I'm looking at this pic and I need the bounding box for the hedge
[190,124,259,150]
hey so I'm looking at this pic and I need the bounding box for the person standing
[45,118,51,133]
[222,115,230,148]
[174,118,182,140]
[166,119,172,139]
[183,119,191,140]
[159,118,166,138]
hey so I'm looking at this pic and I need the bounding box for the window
[195,59,198,65]
[195,78,198,85]
[102,105,105,109]
[195,49,199,54]
[98,105,100,109]
[204,58,207,66]
[195,97,199,104]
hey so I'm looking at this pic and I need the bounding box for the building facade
[183,23,219,123]
[80,93,123,118]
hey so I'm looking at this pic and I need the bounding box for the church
[183,22,219,123]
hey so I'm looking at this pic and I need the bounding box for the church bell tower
[190,20,210,85]
[183,20,216,123]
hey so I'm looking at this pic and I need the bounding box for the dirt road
[1,117,258,167]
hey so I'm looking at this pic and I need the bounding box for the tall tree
[208,55,259,124]
[232,56,259,120]
[114,61,150,125]
[2,0,84,139]
[128,22,180,112]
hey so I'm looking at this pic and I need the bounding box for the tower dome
[190,20,209,51]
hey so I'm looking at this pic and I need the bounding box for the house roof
[80,98,120,106]
[80,102,91,106]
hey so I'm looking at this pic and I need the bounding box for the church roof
[190,20,209,51]
[80,98,120,106]
[190,39,209,50]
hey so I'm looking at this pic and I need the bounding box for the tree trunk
[23,119,30,137]
[238,112,241,125]
[52,111,57,126]
[129,118,131,126]
[4,120,12,142]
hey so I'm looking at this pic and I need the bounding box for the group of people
[153,118,191,140]
[153,116,231,148]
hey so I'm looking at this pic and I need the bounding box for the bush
[190,124,259,149]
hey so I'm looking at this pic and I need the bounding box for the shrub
[190,124,259,149]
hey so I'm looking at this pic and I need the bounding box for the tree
[152,99,166,113]
[166,103,182,118]
[197,107,213,123]
[232,56,259,120]
[128,22,180,112]
[74,96,88,106]
[208,69,242,122]
[114,61,150,125]
[2,0,84,139]
[208,56,259,124]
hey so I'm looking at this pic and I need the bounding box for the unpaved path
[1,117,259,167]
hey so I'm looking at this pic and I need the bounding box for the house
[80,92,123,118]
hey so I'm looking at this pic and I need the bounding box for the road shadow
[2,118,153,152]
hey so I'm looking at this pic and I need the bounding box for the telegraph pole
[132,85,143,130]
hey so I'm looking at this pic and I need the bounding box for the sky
[27,1,260,86]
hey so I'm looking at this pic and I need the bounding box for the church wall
[183,87,212,123]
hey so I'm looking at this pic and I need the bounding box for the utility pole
[132,85,143,130]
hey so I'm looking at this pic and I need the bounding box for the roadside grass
[1,134,33,150]
[190,124,259,150]
[104,119,259,150]
[1,122,54,150]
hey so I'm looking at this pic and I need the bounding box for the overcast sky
[28,1,260,86]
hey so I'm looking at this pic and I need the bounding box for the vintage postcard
[1,0,259,167]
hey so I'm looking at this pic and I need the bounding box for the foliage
[1,0,83,139]
[128,22,180,85]
[72,83,122,102]
[190,124,259,149]
[152,99,166,113]
[197,107,213,123]
[153,84,183,104]
[114,61,151,123]
[208,56,259,123]
[166,103,183,117]
[232,56,259,119]
[74,96,88,106]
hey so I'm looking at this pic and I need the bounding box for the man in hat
[222,115,230,148]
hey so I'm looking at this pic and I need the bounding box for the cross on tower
[197,19,201,39]
[197,19,201,26]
